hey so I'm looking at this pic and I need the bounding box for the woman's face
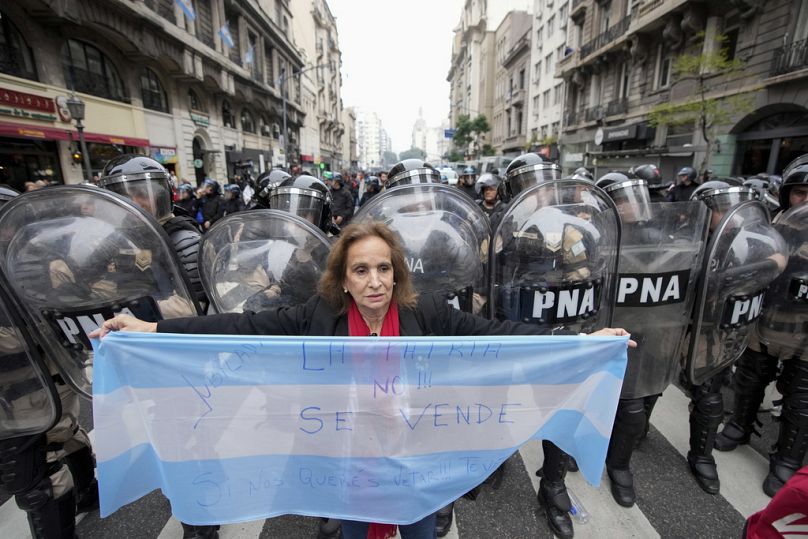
[343,235,395,317]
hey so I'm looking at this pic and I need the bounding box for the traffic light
[71,150,82,164]
[319,162,325,170]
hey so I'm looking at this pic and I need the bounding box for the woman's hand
[88,314,157,340]
[589,327,637,348]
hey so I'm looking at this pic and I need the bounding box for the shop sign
[603,124,638,143]
[0,88,56,113]
[564,152,584,164]
[193,159,204,169]
[151,146,178,164]
[190,112,210,127]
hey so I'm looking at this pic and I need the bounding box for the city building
[0,0,342,191]
[356,109,384,170]
[491,10,532,155]
[556,0,808,178]
[526,0,570,160]
[410,110,452,165]
[341,106,358,171]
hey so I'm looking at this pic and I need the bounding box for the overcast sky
[328,0,463,153]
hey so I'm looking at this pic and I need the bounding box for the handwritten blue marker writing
[399,402,522,429]
[299,407,354,434]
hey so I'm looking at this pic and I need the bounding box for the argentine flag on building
[175,0,196,21]
[92,333,628,525]
[219,23,235,49]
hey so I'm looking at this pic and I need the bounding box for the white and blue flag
[92,333,627,525]
[175,0,196,21]
[219,23,235,49]
[244,45,255,66]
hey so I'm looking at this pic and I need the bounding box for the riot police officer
[99,155,208,312]
[475,173,504,224]
[386,158,441,188]
[175,183,198,217]
[683,182,787,496]
[597,172,709,507]
[458,166,478,199]
[667,166,699,202]
[359,176,381,207]
[222,184,244,215]
[490,154,619,539]
[715,155,808,497]
[269,174,338,235]
[251,168,291,210]
[570,167,594,182]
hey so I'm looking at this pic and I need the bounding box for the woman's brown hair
[318,221,418,314]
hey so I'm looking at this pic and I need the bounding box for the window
[557,44,565,60]
[140,69,169,113]
[533,95,540,116]
[222,100,235,128]
[62,39,127,102]
[516,110,523,134]
[519,68,526,89]
[548,15,555,35]
[545,52,553,73]
[240,108,255,133]
[560,3,568,21]
[655,45,672,89]
[536,26,543,45]
[535,61,542,82]
[259,114,271,136]
[552,121,560,136]
[541,125,548,139]
[0,12,37,81]
[599,1,612,34]
[626,0,638,16]
[265,44,274,86]
[619,63,630,99]
[543,89,551,108]
[722,28,740,62]
[553,83,562,105]
[188,89,205,112]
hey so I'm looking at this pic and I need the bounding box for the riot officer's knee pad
[777,360,808,398]
[15,476,56,513]
[734,348,779,392]
[0,434,48,495]
[691,388,723,424]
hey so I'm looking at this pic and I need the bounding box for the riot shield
[614,202,710,398]
[755,203,808,358]
[0,268,60,439]
[0,186,201,399]
[199,210,332,313]
[685,201,788,385]
[489,180,621,333]
[354,183,490,313]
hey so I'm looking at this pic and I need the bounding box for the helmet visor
[270,188,325,227]
[104,178,172,221]
[509,165,561,197]
[703,188,757,214]
[604,180,652,222]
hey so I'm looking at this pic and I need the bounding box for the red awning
[0,121,70,141]
[82,131,150,147]
[300,154,314,162]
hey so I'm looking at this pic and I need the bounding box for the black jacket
[158,292,555,338]
[331,187,355,224]
[667,182,698,202]
[200,194,223,224]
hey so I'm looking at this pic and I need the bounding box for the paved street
[1,383,801,539]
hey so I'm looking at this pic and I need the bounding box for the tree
[399,147,426,161]
[445,149,464,162]
[452,114,491,158]
[382,151,398,167]
[648,33,756,174]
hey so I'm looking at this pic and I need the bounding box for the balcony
[571,0,587,24]
[579,15,631,59]
[507,88,526,106]
[605,98,628,116]
[564,111,579,127]
[584,105,603,123]
[771,38,808,77]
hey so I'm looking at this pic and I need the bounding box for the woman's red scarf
[347,298,399,539]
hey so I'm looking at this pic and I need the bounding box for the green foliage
[382,151,398,166]
[452,114,491,150]
[482,144,495,156]
[399,147,426,161]
[445,149,465,162]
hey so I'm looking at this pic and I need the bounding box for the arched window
[62,39,127,102]
[222,100,234,128]
[0,11,36,81]
[140,69,169,113]
[259,114,271,136]
[188,89,206,112]
[240,108,256,133]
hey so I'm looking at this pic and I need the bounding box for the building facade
[341,106,357,171]
[0,0,335,191]
[557,0,808,178]
[492,10,532,155]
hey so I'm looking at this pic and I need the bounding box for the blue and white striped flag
[244,45,255,66]
[175,0,196,21]
[92,333,627,525]
[219,23,235,49]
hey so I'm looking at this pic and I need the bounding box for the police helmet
[596,172,651,223]
[571,167,594,183]
[202,177,221,196]
[630,164,663,187]
[387,159,441,188]
[332,172,345,186]
[253,168,291,209]
[178,183,195,196]
[224,183,241,197]
[779,155,808,211]
[99,154,173,222]
[475,173,500,197]
[690,180,757,213]
[366,176,381,191]
[0,184,20,207]
[505,153,562,198]
[269,174,333,232]
[676,166,698,183]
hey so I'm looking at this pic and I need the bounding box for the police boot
[687,382,723,495]
[763,361,808,497]
[317,518,341,539]
[181,523,220,539]
[715,349,776,452]
[64,446,98,515]
[435,502,454,537]
[16,479,76,539]
[537,441,573,539]
[606,399,645,507]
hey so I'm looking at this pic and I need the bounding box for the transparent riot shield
[199,210,332,313]
[685,201,788,385]
[755,203,808,358]
[0,269,60,439]
[489,180,621,333]
[614,202,710,398]
[353,184,490,314]
[0,186,201,399]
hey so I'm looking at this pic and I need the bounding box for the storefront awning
[82,132,150,147]
[0,121,70,141]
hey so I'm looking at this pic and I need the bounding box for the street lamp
[66,94,93,183]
